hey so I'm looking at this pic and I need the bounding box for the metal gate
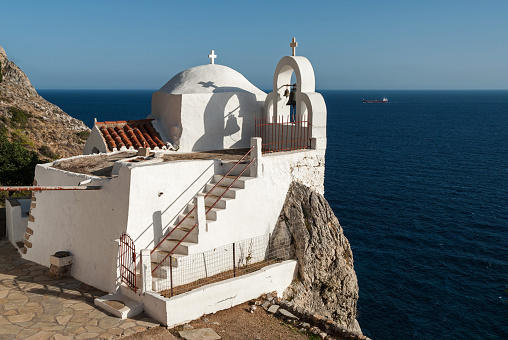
[119,233,137,292]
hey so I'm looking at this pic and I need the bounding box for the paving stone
[63,322,82,330]
[41,302,64,315]
[14,329,41,339]
[98,316,120,329]
[84,325,102,333]
[3,305,19,313]
[107,327,123,336]
[52,334,74,340]
[85,319,98,326]
[57,308,75,316]
[55,315,72,325]
[74,333,99,339]
[7,313,34,323]
[25,332,55,340]
[69,302,94,311]
[119,321,136,329]
[136,319,160,328]
[87,308,106,319]
[18,306,43,314]
[41,325,66,332]
[70,312,90,323]
[0,315,10,325]
[122,329,136,336]
[98,332,113,340]
[72,326,87,335]
[31,322,56,329]
[32,314,55,323]
[0,324,22,335]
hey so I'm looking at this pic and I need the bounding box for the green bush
[39,145,58,159]
[77,130,90,139]
[9,107,29,126]
[0,60,3,83]
[0,133,39,186]
[10,129,35,148]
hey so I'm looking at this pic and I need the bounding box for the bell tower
[263,38,327,151]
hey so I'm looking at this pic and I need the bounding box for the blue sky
[1,1,507,90]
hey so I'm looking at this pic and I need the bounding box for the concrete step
[203,195,232,209]
[186,203,224,220]
[94,293,143,319]
[205,184,242,199]
[177,211,216,226]
[220,161,252,177]
[159,239,196,255]
[151,250,185,266]
[212,174,251,189]
[160,225,199,243]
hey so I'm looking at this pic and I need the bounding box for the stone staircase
[149,160,254,286]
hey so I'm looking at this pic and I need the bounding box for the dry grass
[160,259,280,298]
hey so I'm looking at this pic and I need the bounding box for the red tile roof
[95,119,165,151]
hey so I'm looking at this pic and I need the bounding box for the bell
[286,90,296,106]
[283,88,290,97]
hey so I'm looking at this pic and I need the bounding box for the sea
[38,89,508,339]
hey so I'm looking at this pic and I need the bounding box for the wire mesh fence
[154,233,293,298]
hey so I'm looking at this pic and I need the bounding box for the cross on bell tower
[208,50,217,64]
[290,38,298,56]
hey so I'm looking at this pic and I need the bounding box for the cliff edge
[272,181,362,334]
[0,45,89,160]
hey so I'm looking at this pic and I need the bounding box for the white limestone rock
[271,181,362,334]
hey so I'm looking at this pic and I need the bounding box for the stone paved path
[0,239,160,340]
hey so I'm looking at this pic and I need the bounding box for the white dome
[159,64,265,95]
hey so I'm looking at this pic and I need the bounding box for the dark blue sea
[39,89,508,339]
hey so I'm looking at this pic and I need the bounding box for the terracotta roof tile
[96,119,166,152]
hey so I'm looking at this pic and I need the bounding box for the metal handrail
[151,148,256,274]
[203,146,254,199]
[150,146,255,256]
[152,158,255,274]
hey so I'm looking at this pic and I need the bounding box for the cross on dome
[208,50,217,64]
[290,38,298,56]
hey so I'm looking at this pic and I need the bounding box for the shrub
[0,60,3,83]
[9,107,29,126]
[39,145,58,159]
[10,129,35,148]
[77,130,90,139]
[0,133,39,186]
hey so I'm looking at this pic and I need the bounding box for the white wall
[175,149,326,256]
[83,125,108,155]
[152,91,265,153]
[151,92,183,148]
[5,197,30,246]
[125,159,217,251]
[23,163,132,293]
[144,260,297,327]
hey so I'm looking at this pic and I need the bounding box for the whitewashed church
[5,39,327,326]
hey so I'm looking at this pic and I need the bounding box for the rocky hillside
[271,181,362,334]
[0,45,89,161]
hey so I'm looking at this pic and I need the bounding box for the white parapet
[143,260,297,327]
[141,249,153,294]
[250,137,262,178]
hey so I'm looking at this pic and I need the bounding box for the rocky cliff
[271,181,362,334]
[0,45,89,160]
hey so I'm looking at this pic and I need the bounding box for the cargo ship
[362,97,388,103]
